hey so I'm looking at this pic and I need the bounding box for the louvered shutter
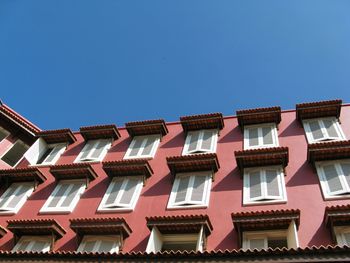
[42,145,65,164]
[248,128,259,147]
[6,184,32,209]
[265,169,281,199]
[141,137,154,156]
[118,178,139,206]
[82,240,96,252]
[249,238,266,250]
[343,233,350,246]
[31,241,49,252]
[61,183,83,207]
[323,164,346,195]
[190,175,207,202]
[174,176,190,204]
[248,171,263,201]
[0,185,17,208]
[129,137,143,157]
[200,130,214,151]
[99,240,117,253]
[323,119,339,139]
[187,131,200,153]
[341,163,350,190]
[104,179,123,207]
[262,126,273,145]
[90,140,107,160]
[308,120,324,141]
[15,240,31,251]
[80,141,94,160]
[48,183,70,208]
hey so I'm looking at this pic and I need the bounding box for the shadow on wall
[214,228,238,250]
[218,126,242,144]
[107,137,131,154]
[160,132,185,149]
[307,222,333,247]
[286,161,318,187]
[279,119,305,138]
[130,234,149,252]
[141,173,173,197]
[0,239,13,251]
[57,236,77,252]
[212,167,242,192]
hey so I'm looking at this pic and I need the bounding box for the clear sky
[0,0,349,131]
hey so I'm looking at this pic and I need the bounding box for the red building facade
[0,99,349,262]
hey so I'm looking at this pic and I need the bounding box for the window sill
[243,199,287,206]
[166,204,209,210]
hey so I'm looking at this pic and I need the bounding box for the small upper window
[77,235,121,253]
[303,117,345,143]
[335,226,350,246]
[0,127,9,142]
[0,183,34,214]
[316,160,350,199]
[40,180,85,213]
[167,172,212,209]
[243,166,287,205]
[244,123,278,150]
[243,230,288,250]
[75,139,111,163]
[98,176,143,212]
[124,135,160,159]
[12,236,51,252]
[1,140,29,167]
[182,129,218,155]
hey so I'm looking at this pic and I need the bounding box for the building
[0,99,349,262]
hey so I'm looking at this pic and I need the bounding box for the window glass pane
[119,179,139,205]
[31,241,48,252]
[0,185,17,208]
[175,176,190,203]
[37,148,52,164]
[90,140,107,159]
[99,240,116,253]
[48,184,70,208]
[249,238,265,250]
[6,184,31,209]
[129,138,143,156]
[248,128,259,147]
[80,142,94,160]
[267,238,287,249]
[190,175,206,202]
[308,120,323,140]
[249,171,262,199]
[105,179,123,206]
[323,119,339,138]
[265,170,280,197]
[0,129,8,142]
[1,141,28,166]
[323,164,344,193]
[341,163,350,188]
[141,137,154,156]
[16,240,31,251]
[201,130,213,151]
[43,146,63,163]
[188,132,200,152]
[61,183,82,207]
[262,127,273,145]
[83,240,96,252]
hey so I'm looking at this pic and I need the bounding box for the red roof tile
[308,140,350,164]
[180,113,224,133]
[236,106,281,128]
[125,119,168,137]
[50,163,98,181]
[79,124,121,141]
[37,129,77,144]
[0,167,46,184]
[296,99,342,122]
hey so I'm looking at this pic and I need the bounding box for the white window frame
[334,226,350,246]
[316,160,350,200]
[243,123,279,150]
[98,176,143,212]
[40,179,86,213]
[38,143,66,165]
[74,139,112,163]
[77,235,121,253]
[243,166,287,205]
[0,182,34,215]
[182,129,218,155]
[0,139,28,167]
[167,171,212,209]
[12,236,51,252]
[0,127,10,143]
[303,117,346,144]
[124,135,160,159]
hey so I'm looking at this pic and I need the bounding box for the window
[0,127,9,142]
[75,139,111,163]
[12,236,51,252]
[335,226,350,246]
[1,140,29,167]
[316,160,350,199]
[182,129,218,155]
[98,176,143,212]
[243,166,287,205]
[303,117,345,143]
[124,135,160,159]
[244,123,278,149]
[40,180,85,213]
[168,172,212,209]
[0,183,34,214]
[77,235,120,253]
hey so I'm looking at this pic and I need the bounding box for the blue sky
[0,0,349,130]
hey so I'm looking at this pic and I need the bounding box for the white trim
[74,139,112,163]
[0,139,29,167]
[13,236,51,252]
[316,160,350,200]
[243,166,287,205]
[303,117,346,144]
[0,127,10,143]
[40,179,85,213]
[0,182,34,215]
[77,235,121,253]
[97,176,143,212]
[124,135,160,159]
[182,129,218,155]
[167,171,212,209]
[243,123,279,150]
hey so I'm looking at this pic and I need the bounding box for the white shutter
[141,137,154,156]
[265,169,281,199]
[200,130,214,151]
[79,141,94,160]
[41,144,66,164]
[173,176,190,205]
[323,164,346,195]
[308,120,324,141]
[146,227,163,253]
[248,127,259,147]
[90,140,107,159]
[118,178,139,206]
[341,163,350,189]
[187,131,200,153]
[23,138,48,165]
[60,183,84,207]
[104,179,123,207]
[81,240,96,252]
[287,220,299,249]
[196,226,205,252]
[323,119,340,139]
[98,240,118,253]
[129,137,143,157]
[190,175,207,203]
[0,183,33,213]
[248,171,263,201]
[262,126,273,145]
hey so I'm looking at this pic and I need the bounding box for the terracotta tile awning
[166,153,220,180]
[180,113,224,133]
[7,219,66,240]
[50,163,98,181]
[232,209,300,246]
[296,99,342,122]
[70,217,132,239]
[0,167,46,184]
[324,205,350,243]
[146,215,213,236]
[125,119,168,137]
[236,106,281,129]
[36,129,77,145]
[102,159,153,185]
[308,140,350,164]
[235,147,289,175]
[79,124,121,141]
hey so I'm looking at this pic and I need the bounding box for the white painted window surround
[303,117,345,143]
[75,139,112,163]
[244,123,279,150]
[182,129,218,155]
[0,183,34,214]
[13,236,51,252]
[77,235,121,253]
[124,135,160,159]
